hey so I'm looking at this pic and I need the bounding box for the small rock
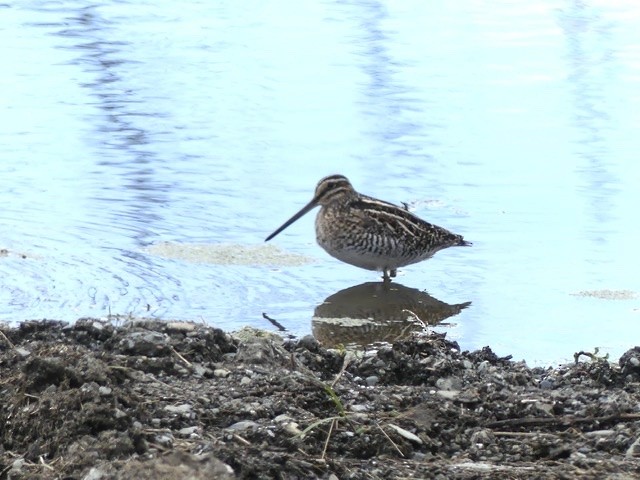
[365,375,379,386]
[15,347,31,358]
[214,368,231,378]
[297,335,320,352]
[470,429,495,446]
[387,424,423,445]
[284,422,302,436]
[192,364,210,378]
[240,376,251,385]
[274,414,293,423]
[350,404,369,413]
[165,404,193,415]
[118,331,168,355]
[178,426,200,436]
[539,378,555,389]
[436,390,460,400]
[585,429,615,438]
[154,433,174,448]
[98,386,112,396]
[165,321,197,333]
[436,376,463,391]
[82,467,106,480]
[619,347,640,378]
[226,420,259,431]
[477,361,491,373]
[535,402,554,416]
[10,457,25,473]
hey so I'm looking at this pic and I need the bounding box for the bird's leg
[382,269,391,282]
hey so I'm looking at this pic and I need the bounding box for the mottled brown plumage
[265,174,470,280]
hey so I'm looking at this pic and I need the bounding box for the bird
[265,174,471,281]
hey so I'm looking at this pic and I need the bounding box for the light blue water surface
[1,0,639,365]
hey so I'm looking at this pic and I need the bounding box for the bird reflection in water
[312,282,470,349]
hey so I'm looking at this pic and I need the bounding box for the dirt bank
[1,319,640,479]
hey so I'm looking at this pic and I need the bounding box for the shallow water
[1,0,639,365]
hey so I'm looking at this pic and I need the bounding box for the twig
[377,422,404,458]
[574,348,608,363]
[401,309,427,328]
[487,412,640,430]
[0,329,15,349]
[331,351,354,388]
[321,418,336,460]
[262,312,287,331]
[233,434,251,446]
[492,431,558,437]
[169,346,192,367]
[299,415,343,439]
[39,456,55,471]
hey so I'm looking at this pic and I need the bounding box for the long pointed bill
[265,198,319,241]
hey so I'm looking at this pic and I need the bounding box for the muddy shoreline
[1,319,639,479]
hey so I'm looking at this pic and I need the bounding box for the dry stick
[331,351,355,389]
[233,434,251,446]
[487,412,640,430]
[0,330,15,349]
[376,422,405,458]
[39,456,55,471]
[262,312,287,332]
[493,431,559,437]
[321,418,337,460]
[169,345,192,367]
[401,309,427,329]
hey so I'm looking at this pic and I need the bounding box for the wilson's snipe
[265,174,471,281]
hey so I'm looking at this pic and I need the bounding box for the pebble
[365,375,379,386]
[164,404,193,415]
[98,386,112,396]
[11,457,25,472]
[15,347,31,358]
[214,368,231,378]
[387,424,423,445]
[469,429,495,446]
[350,404,369,413]
[273,414,293,423]
[178,426,200,436]
[82,467,105,480]
[535,403,554,416]
[192,364,209,378]
[585,429,615,437]
[284,422,302,436]
[436,390,460,400]
[539,378,555,389]
[436,376,463,391]
[165,321,197,333]
[297,335,320,352]
[226,420,259,431]
[119,331,168,355]
[154,433,174,448]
